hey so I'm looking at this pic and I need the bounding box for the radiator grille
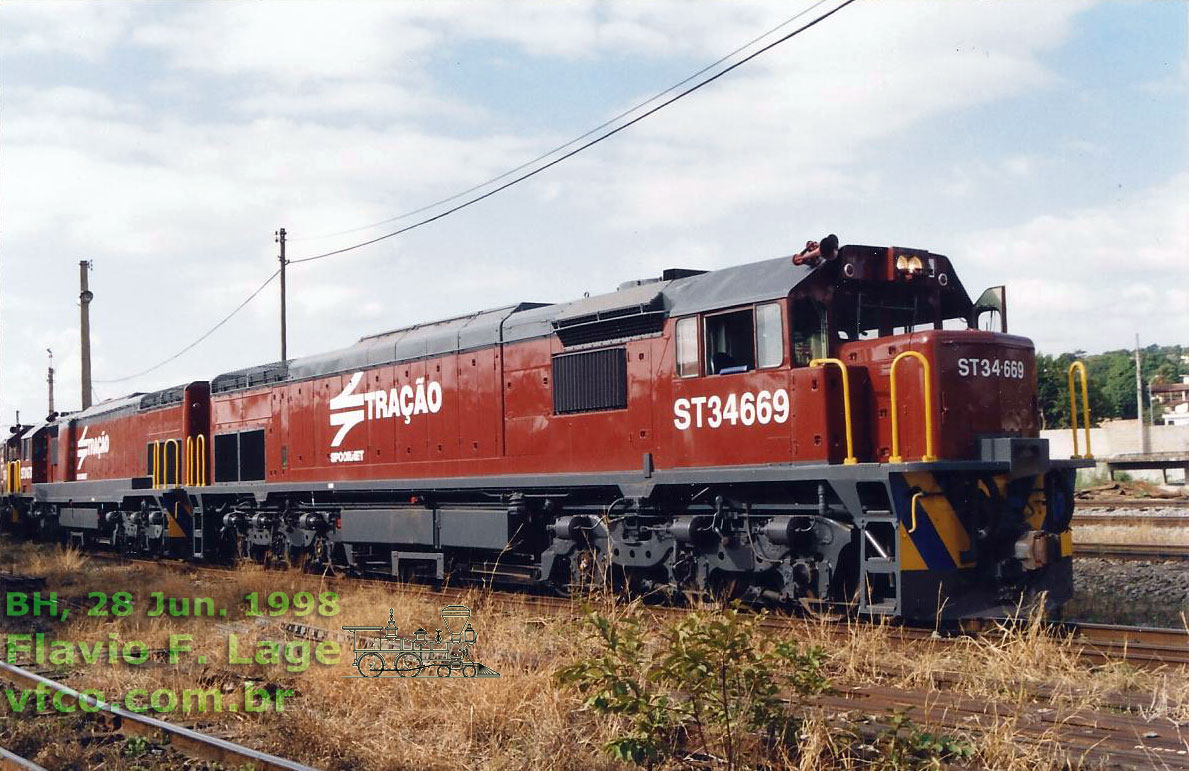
[552,347,628,414]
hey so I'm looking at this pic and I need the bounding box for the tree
[1036,345,1186,427]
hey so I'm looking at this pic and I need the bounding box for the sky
[1,0,1186,420]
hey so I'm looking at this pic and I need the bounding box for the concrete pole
[277,228,288,362]
[80,260,93,410]
[1134,333,1145,453]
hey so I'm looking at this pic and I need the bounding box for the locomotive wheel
[287,545,309,571]
[567,549,607,596]
[357,652,385,678]
[395,653,421,677]
[462,664,477,678]
[312,537,340,576]
[436,665,451,678]
[111,524,126,554]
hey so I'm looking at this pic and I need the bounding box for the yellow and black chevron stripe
[893,471,1073,573]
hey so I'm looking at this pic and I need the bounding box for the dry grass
[1,544,625,770]
[1,543,1186,769]
[9,543,92,585]
[1073,524,1189,546]
[787,609,1189,724]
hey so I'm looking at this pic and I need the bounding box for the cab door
[667,303,794,468]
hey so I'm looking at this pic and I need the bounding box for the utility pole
[1134,333,1145,453]
[79,260,94,410]
[276,227,288,361]
[46,349,55,416]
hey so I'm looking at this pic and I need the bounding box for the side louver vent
[552,293,665,347]
[211,362,290,394]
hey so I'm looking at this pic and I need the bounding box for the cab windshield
[832,284,966,341]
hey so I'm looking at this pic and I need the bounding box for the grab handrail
[1067,361,1092,459]
[809,358,858,465]
[163,438,181,488]
[184,435,207,487]
[888,350,937,463]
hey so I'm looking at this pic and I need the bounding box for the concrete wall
[1041,419,1189,459]
[1040,419,1189,484]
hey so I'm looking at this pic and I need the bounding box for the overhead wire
[98,0,859,384]
[288,0,835,244]
[94,269,281,384]
[290,0,859,265]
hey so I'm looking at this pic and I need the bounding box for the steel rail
[1072,514,1189,528]
[0,661,315,771]
[1075,498,1188,509]
[1073,542,1189,561]
[1070,621,1189,648]
[0,748,45,771]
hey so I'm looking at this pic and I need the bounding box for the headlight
[895,255,924,275]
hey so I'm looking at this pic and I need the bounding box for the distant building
[1153,375,1189,427]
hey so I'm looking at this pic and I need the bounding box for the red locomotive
[2,237,1086,619]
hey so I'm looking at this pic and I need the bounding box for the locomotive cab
[801,244,1035,465]
[781,243,1075,618]
[658,240,1076,618]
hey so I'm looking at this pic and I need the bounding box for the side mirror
[970,286,1007,333]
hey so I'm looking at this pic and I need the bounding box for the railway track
[1072,513,1189,528]
[1075,497,1188,509]
[1072,542,1189,561]
[1069,622,1189,667]
[0,661,314,771]
[811,683,1189,770]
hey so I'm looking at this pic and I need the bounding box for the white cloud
[0,2,133,61]
[132,3,437,84]
[959,172,1189,353]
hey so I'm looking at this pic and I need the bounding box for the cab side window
[791,299,828,367]
[705,309,756,374]
[675,317,699,377]
[755,303,784,368]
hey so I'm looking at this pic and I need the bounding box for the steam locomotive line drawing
[1,235,1092,620]
[343,605,499,678]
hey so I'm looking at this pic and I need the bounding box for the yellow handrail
[908,491,924,534]
[184,435,207,487]
[1067,361,1092,459]
[196,434,206,486]
[163,438,181,488]
[6,461,19,493]
[809,357,858,465]
[151,440,160,489]
[888,350,937,463]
